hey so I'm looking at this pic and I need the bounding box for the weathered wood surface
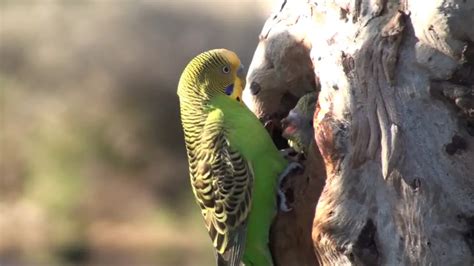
[245,0,474,265]
[244,2,325,265]
[270,144,326,266]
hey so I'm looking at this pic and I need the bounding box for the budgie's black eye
[222,66,230,74]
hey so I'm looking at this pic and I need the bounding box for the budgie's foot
[277,162,303,212]
[277,188,292,212]
[279,162,304,183]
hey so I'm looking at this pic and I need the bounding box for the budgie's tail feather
[215,226,246,266]
[216,253,244,266]
[216,253,228,266]
[216,252,243,266]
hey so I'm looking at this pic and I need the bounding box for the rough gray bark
[244,0,474,265]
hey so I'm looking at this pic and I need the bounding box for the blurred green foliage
[0,1,269,265]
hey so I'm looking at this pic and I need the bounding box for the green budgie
[177,49,297,266]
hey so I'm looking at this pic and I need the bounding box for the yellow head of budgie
[178,49,246,102]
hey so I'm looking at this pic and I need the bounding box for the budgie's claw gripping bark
[279,162,304,182]
[277,162,303,212]
[278,188,292,212]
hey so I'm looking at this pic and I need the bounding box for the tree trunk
[244,0,474,265]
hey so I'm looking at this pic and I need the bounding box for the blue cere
[225,84,234,95]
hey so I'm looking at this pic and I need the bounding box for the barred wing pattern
[185,108,253,265]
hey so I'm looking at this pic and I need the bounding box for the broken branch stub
[243,0,317,138]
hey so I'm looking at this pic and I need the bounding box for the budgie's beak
[231,64,246,103]
[237,64,245,80]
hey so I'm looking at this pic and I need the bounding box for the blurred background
[0,0,272,265]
